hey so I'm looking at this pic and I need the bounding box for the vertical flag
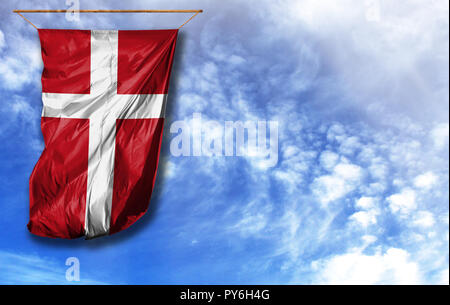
[28,29,177,239]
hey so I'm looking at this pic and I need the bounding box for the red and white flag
[28,29,178,239]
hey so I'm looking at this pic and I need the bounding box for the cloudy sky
[0,0,448,284]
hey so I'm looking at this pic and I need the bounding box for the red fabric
[117,30,178,94]
[38,29,91,94]
[110,118,165,234]
[28,118,89,239]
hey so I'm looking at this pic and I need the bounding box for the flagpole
[13,10,203,13]
[13,9,203,30]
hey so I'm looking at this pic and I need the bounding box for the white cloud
[339,136,361,155]
[326,123,346,142]
[412,211,435,228]
[387,189,417,214]
[0,35,41,90]
[355,196,376,209]
[351,197,379,227]
[368,159,388,180]
[312,162,363,205]
[361,234,377,245]
[313,175,349,204]
[283,145,300,158]
[334,163,363,180]
[350,210,378,227]
[414,172,438,189]
[361,182,386,196]
[312,248,420,284]
[319,150,339,171]
[431,123,449,150]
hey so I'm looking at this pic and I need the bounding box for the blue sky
[0,0,448,284]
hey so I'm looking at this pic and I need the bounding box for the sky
[0,0,448,284]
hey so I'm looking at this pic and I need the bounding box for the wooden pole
[13,9,203,13]
[13,9,203,29]
[15,11,38,30]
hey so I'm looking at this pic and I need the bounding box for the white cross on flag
[28,29,178,239]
